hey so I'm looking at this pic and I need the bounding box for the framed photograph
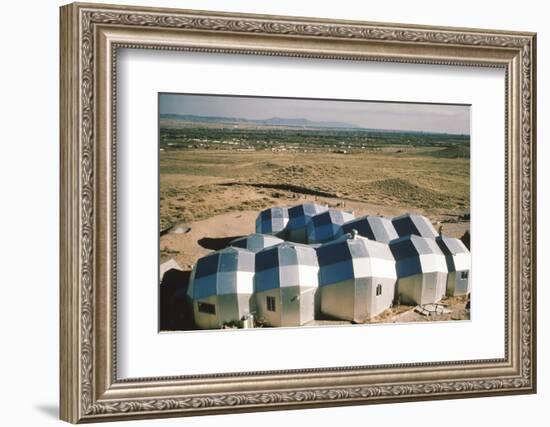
[60,2,537,423]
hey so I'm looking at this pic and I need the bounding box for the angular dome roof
[188,247,255,299]
[392,213,438,238]
[340,215,399,243]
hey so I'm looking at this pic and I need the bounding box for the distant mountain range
[160,113,359,129]
[160,113,469,136]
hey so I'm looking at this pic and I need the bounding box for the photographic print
[158,94,471,331]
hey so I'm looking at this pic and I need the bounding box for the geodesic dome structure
[229,233,284,253]
[187,247,255,329]
[317,234,397,322]
[255,206,289,237]
[436,235,471,296]
[392,213,438,238]
[254,242,319,327]
[184,202,468,330]
[286,203,329,243]
[389,234,448,305]
[306,209,355,244]
[338,215,399,243]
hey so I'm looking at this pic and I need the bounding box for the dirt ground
[371,294,470,323]
[160,198,469,269]
[303,295,470,327]
[160,149,470,232]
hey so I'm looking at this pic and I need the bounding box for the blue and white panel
[286,203,329,242]
[354,242,397,279]
[317,239,355,285]
[187,252,220,299]
[390,234,447,277]
[254,243,319,292]
[339,215,399,243]
[188,247,255,299]
[255,206,289,236]
[317,236,396,285]
[436,236,471,271]
[230,233,284,253]
[390,235,448,304]
[306,209,355,244]
[294,244,322,288]
[417,237,448,274]
[392,213,438,238]
[317,235,397,321]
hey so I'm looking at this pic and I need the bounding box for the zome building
[389,234,448,305]
[187,247,255,329]
[254,242,320,327]
[317,233,397,322]
[338,215,399,243]
[255,206,289,237]
[392,213,438,238]
[286,203,329,243]
[185,206,471,329]
[436,235,471,296]
[306,208,355,244]
[230,233,284,253]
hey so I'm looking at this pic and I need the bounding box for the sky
[159,93,470,135]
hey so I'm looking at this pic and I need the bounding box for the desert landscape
[159,112,470,330]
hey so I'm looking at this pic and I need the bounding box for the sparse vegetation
[159,122,470,232]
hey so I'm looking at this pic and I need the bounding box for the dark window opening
[461,271,469,279]
[198,301,216,315]
[376,283,382,296]
[266,296,276,312]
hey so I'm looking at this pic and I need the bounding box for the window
[266,296,276,312]
[461,271,469,279]
[376,283,382,296]
[197,302,216,315]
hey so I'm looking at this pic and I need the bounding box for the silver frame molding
[60,2,537,423]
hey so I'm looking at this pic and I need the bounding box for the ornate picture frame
[60,2,536,423]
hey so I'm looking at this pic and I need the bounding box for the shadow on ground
[159,269,195,331]
[198,235,242,250]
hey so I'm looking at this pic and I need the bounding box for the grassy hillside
[160,148,469,231]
